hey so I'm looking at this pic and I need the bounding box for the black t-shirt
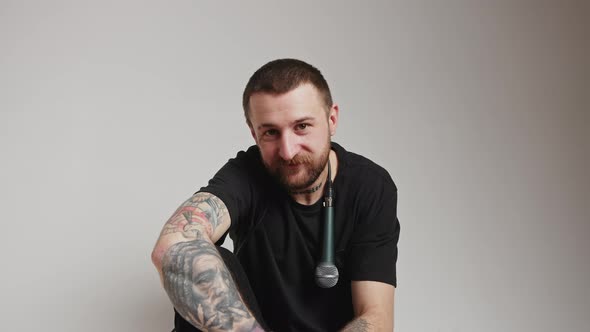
[197,142,400,331]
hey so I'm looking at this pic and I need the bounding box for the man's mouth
[283,162,305,171]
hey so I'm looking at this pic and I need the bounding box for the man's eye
[296,123,308,130]
[263,129,279,137]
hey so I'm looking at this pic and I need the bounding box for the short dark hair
[242,58,333,126]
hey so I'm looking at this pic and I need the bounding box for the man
[152,59,400,331]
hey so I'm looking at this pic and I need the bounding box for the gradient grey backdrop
[1,1,588,331]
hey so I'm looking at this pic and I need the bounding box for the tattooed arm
[152,192,265,332]
[340,281,395,332]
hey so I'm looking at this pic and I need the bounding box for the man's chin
[282,175,317,192]
[282,181,306,192]
[272,164,322,191]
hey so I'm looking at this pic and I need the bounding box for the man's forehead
[249,84,326,125]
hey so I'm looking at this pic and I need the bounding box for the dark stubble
[268,136,331,192]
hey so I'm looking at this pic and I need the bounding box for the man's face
[248,83,338,191]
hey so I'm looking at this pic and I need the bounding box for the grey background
[1,1,588,331]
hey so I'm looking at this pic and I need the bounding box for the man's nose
[278,132,300,161]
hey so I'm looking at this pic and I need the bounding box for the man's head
[242,58,333,127]
[243,59,339,192]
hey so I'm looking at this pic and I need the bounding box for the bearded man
[152,59,400,332]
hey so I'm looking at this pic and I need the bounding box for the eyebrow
[257,116,315,130]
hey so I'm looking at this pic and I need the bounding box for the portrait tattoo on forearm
[160,193,228,239]
[162,239,261,331]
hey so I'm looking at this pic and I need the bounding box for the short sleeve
[198,147,261,240]
[347,172,400,287]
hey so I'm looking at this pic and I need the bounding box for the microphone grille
[315,262,339,288]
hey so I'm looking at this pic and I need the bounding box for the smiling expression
[248,83,338,191]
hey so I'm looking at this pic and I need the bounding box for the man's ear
[328,104,339,137]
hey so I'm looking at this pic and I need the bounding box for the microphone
[315,159,339,288]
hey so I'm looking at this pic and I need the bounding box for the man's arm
[340,281,395,332]
[151,192,264,332]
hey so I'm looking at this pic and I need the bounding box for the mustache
[281,153,313,166]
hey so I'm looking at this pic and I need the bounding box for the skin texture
[341,318,372,332]
[345,281,395,331]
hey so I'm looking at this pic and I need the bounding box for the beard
[265,140,331,192]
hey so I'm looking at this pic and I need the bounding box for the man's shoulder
[333,142,396,189]
[206,145,265,185]
[223,145,262,169]
[234,145,261,161]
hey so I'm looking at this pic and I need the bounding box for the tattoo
[160,193,228,239]
[162,239,258,331]
[289,181,323,195]
[341,318,371,332]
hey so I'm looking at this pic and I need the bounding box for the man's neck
[290,150,337,205]
[289,182,323,195]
